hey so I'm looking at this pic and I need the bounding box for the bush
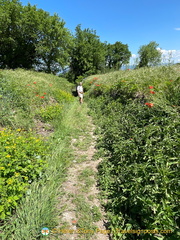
[37,103,62,122]
[87,66,180,239]
[0,128,48,220]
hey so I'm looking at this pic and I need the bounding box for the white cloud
[157,48,180,63]
[174,28,180,31]
[129,48,180,65]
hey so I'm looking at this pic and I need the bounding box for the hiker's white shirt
[77,86,83,93]
[77,85,83,98]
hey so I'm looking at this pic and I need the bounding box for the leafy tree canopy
[105,41,131,70]
[137,41,162,68]
[68,24,106,81]
[0,0,72,73]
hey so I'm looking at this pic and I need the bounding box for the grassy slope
[1,66,179,239]
[0,68,73,129]
[0,69,83,239]
[83,65,180,240]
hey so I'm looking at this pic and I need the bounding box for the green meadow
[0,65,180,239]
[84,64,180,240]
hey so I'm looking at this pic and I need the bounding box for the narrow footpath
[51,104,110,240]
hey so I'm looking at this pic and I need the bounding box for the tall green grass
[0,68,73,129]
[0,69,88,239]
[1,101,90,239]
[85,65,180,240]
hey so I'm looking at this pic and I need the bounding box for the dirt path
[51,114,110,240]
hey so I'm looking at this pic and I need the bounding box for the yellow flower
[15,172,20,177]
[6,154,11,158]
[7,179,13,184]
[0,167,5,170]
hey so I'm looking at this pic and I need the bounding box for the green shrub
[53,89,74,103]
[87,66,180,240]
[37,103,62,122]
[0,128,48,220]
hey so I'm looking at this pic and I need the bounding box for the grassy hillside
[0,69,79,239]
[0,66,179,239]
[0,69,73,130]
[84,65,180,240]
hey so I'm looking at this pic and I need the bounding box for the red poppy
[43,92,47,95]
[72,220,77,224]
[149,86,154,89]
[49,83,53,87]
[36,95,39,97]
[33,82,36,84]
[145,103,154,107]
[149,103,154,107]
[40,96,44,99]
[27,84,30,86]
[150,91,155,94]
[95,84,100,86]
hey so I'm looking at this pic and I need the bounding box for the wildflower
[27,84,30,86]
[145,103,154,108]
[40,96,45,99]
[49,83,53,87]
[130,138,133,140]
[15,172,20,177]
[33,82,37,84]
[36,95,39,97]
[150,91,155,94]
[7,179,13,184]
[148,103,154,107]
[95,84,101,86]
[6,154,11,158]
[43,92,47,95]
[72,220,77,224]
[149,86,154,89]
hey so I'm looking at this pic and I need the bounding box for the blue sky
[20,0,180,64]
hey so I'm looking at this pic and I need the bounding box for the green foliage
[53,89,74,103]
[105,41,131,70]
[0,128,48,219]
[68,24,106,81]
[86,65,180,239]
[0,69,74,129]
[138,41,162,68]
[0,0,72,73]
[37,103,62,122]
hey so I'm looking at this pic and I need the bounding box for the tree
[0,0,26,69]
[68,25,106,81]
[137,41,162,68]
[33,10,72,74]
[105,41,131,70]
[0,0,72,74]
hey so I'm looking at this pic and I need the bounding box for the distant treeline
[0,0,161,81]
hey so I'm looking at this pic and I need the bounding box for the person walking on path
[77,82,84,104]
